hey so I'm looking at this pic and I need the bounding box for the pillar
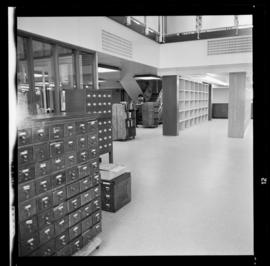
[162,75,179,136]
[228,72,251,138]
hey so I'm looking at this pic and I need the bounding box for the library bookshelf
[162,75,210,136]
[178,78,209,131]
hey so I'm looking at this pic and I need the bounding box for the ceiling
[97,51,157,82]
[97,52,252,89]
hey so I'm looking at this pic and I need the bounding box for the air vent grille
[207,36,252,55]
[102,30,133,58]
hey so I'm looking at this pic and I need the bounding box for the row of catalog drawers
[18,120,98,147]
[19,205,102,256]
[18,147,98,169]
[85,90,112,116]
[98,118,113,155]
[18,133,98,162]
[18,181,101,222]
[18,157,99,184]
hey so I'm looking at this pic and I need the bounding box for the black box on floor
[101,172,131,212]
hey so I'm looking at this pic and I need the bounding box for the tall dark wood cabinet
[17,113,102,256]
[112,102,136,140]
[142,102,159,128]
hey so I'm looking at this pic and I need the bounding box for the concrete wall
[212,87,229,103]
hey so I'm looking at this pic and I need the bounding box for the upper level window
[58,46,76,90]
[32,40,55,114]
[16,32,96,115]
[79,53,94,89]
[17,36,30,116]
[57,46,76,111]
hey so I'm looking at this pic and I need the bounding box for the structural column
[162,75,179,136]
[228,72,251,138]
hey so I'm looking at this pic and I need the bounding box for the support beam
[228,72,251,138]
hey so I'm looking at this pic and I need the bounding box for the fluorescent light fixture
[202,75,228,86]
[98,64,121,73]
[34,73,49,78]
[134,74,161,80]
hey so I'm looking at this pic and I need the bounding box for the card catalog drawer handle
[53,128,60,133]
[37,129,44,137]
[57,191,63,196]
[59,219,65,225]
[19,132,27,140]
[22,169,30,176]
[72,200,78,207]
[55,159,61,164]
[24,204,32,215]
[60,235,66,244]
[27,238,34,246]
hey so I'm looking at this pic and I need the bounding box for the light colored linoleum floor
[94,119,253,256]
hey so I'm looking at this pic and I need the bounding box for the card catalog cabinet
[65,89,113,160]
[85,89,112,157]
[17,114,102,256]
[101,172,131,212]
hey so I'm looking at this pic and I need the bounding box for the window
[16,32,96,115]
[79,53,94,89]
[17,36,30,116]
[58,46,76,111]
[32,40,56,114]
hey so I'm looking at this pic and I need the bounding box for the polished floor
[94,119,253,256]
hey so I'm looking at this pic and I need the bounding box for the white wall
[212,87,229,103]
[18,17,252,74]
[17,16,160,68]
[159,36,252,69]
